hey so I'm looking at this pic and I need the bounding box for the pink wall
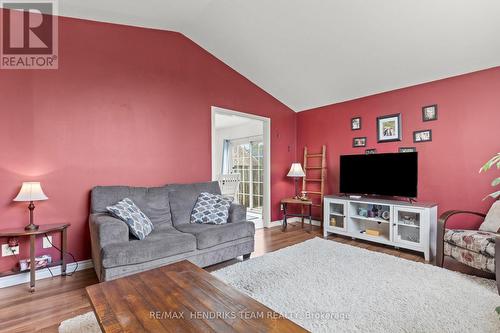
[298,67,500,228]
[0,16,297,272]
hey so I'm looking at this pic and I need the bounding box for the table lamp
[13,182,48,231]
[287,163,305,199]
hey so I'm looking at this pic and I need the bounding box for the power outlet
[43,236,53,249]
[2,244,19,256]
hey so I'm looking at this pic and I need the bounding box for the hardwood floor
[0,222,489,333]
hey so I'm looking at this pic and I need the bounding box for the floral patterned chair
[436,205,500,294]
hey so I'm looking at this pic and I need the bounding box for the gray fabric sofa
[89,181,255,281]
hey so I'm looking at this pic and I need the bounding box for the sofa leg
[243,253,251,260]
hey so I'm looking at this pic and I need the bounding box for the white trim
[267,217,321,228]
[211,106,272,229]
[0,259,93,289]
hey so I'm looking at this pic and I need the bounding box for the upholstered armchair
[436,204,500,294]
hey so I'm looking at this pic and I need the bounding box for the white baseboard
[267,217,321,228]
[0,259,93,289]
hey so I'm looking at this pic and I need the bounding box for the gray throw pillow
[479,201,500,233]
[107,198,154,240]
[191,192,233,224]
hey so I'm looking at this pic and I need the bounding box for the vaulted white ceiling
[56,1,500,111]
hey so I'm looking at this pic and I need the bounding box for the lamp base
[24,223,39,231]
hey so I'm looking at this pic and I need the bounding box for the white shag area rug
[59,238,500,333]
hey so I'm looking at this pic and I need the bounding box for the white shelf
[329,212,345,217]
[397,222,420,228]
[351,215,390,224]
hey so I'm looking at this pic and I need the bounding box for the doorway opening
[211,107,271,229]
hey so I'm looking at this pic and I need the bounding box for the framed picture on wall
[353,137,367,147]
[365,149,377,154]
[377,113,402,143]
[413,130,432,143]
[351,117,361,130]
[422,104,438,121]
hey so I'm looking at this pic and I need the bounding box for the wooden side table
[280,198,313,232]
[0,223,70,292]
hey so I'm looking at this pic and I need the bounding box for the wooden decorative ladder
[302,145,327,228]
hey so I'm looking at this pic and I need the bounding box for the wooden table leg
[301,205,304,229]
[282,203,287,231]
[61,228,67,276]
[29,234,35,292]
[309,204,313,233]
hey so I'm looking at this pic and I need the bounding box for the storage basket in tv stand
[323,195,437,261]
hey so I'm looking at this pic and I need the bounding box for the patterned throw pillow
[106,198,154,240]
[191,192,233,224]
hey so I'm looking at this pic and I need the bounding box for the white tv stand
[323,195,437,261]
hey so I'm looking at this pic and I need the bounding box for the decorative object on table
[381,210,391,220]
[413,129,432,143]
[351,117,361,130]
[353,137,367,147]
[399,147,416,153]
[401,214,416,225]
[377,113,402,143]
[107,197,154,239]
[371,205,379,217]
[287,163,306,199]
[365,229,381,236]
[422,104,438,121]
[190,192,233,225]
[479,152,500,200]
[13,182,48,231]
[358,208,368,217]
[298,191,309,201]
[365,148,377,154]
[21,254,52,271]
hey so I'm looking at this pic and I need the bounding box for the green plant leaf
[480,153,500,173]
[492,178,500,187]
[496,306,500,315]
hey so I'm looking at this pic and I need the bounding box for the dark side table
[0,223,70,292]
[280,198,313,232]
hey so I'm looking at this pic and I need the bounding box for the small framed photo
[399,147,416,153]
[377,113,402,143]
[414,130,432,143]
[422,104,438,121]
[353,137,367,147]
[351,117,361,130]
[365,149,377,154]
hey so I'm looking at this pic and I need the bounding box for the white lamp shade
[13,182,48,202]
[287,163,306,177]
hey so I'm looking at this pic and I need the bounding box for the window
[230,138,263,211]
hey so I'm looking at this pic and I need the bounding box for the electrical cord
[43,233,78,277]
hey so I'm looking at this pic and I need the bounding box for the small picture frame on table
[422,104,438,121]
[353,137,367,147]
[351,117,361,130]
[399,147,416,153]
[413,130,432,143]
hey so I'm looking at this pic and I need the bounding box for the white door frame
[211,106,271,228]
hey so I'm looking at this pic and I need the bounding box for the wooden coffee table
[86,260,308,332]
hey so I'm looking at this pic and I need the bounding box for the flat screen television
[339,152,418,198]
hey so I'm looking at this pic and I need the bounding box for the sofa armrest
[89,213,129,249]
[228,203,247,223]
[436,210,486,267]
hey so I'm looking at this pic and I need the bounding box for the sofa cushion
[91,185,172,227]
[444,229,496,257]
[191,192,233,225]
[106,198,154,240]
[444,242,495,273]
[175,222,255,250]
[101,227,196,268]
[167,181,221,226]
[479,201,500,233]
